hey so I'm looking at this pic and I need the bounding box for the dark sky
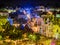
[0,0,60,8]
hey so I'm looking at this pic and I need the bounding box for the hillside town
[0,6,60,45]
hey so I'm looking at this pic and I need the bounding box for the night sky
[0,0,60,8]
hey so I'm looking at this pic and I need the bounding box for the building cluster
[0,6,60,39]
